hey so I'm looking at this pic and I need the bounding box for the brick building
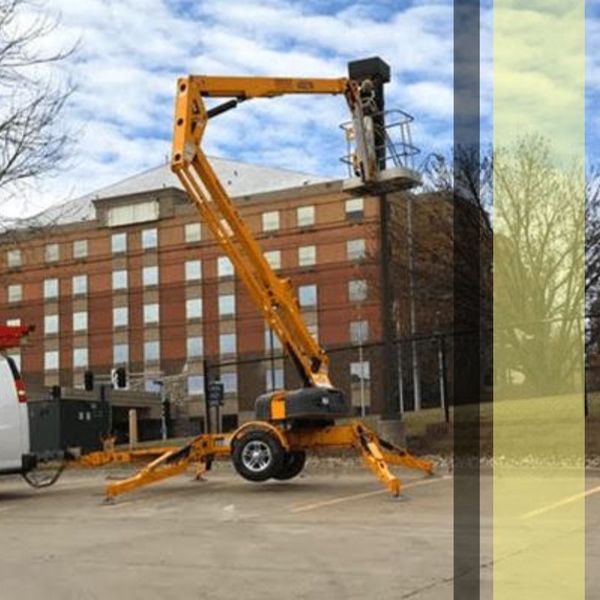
[1,158,396,433]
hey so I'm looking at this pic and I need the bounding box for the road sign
[207,382,224,407]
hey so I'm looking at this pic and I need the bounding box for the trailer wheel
[232,429,285,482]
[273,450,306,481]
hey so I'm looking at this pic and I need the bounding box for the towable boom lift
[81,63,432,500]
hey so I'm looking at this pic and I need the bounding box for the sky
[0,0,595,218]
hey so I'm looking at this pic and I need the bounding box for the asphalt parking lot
[1,463,599,599]
[0,462,454,600]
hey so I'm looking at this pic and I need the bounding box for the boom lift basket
[340,108,421,196]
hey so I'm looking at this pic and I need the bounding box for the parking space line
[290,475,450,514]
[521,483,600,519]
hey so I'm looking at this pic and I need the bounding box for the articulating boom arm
[171,75,374,388]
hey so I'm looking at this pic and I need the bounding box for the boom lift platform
[73,58,433,502]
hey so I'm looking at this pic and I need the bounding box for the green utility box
[28,398,109,458]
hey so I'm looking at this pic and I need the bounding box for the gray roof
[2,157,327,232]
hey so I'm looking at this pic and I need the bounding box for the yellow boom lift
[81,59,433,500]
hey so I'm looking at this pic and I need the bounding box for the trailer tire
[273,450,306,481]
[232,429,285,482]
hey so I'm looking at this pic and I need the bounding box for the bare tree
[422,144,493,232]
[584,168,600,361]
[0,0,76,204]
[494,136,585,397]
[376,146,493,342]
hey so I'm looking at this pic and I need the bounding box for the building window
[112,270,128,290]
[113,306,128,328]
[351,361,370,382]
[44,350,59,371]
[350,361,371,408]
[345,197,364,221]
[218,294,235,317]
[264,328,282,351]
[350,320,369,344]
[347,238,366,261]
[298,284,317,307]
[144,341,160,363]
[222,372,238,393]
[72,275,87,296]
[73,239,88,259]
[6,318,21,326]
[185,223,201,243]
[73,311,88,332]
[188,375,205,395]
[264,250,281,270]
[144,379,162,393]
[297,205,315,227]
[111,232,127,254]
[7,249,21,268]
[185,260,202,281]
[108,200,159,227]
[143,265,159,287]
[143,303,159,324]
[262,210,280,232]
[45,243,59,263]
[219,333,236,355]
[187,336,204,359]
[265,368,284,391]
[348,279,368,302]
[186,298,203,320]
[8,284,22,303]
[217,256,234,278]
[298,245,316,267]
[113,343,129,365]
[73,348,88,369]
[142,228,158,249]
[44,314,59,335]
[43,278,58,299]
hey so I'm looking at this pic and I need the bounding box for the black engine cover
[255,387,350,422]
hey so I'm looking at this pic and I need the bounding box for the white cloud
[1,0,456,219]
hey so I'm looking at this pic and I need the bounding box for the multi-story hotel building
[0,158,391,432]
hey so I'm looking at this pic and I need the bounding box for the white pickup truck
[0,327,36,476]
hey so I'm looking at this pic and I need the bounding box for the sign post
[207,381,224,434]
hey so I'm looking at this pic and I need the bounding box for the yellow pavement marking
[521,483,600,520]
[290,475,450,514]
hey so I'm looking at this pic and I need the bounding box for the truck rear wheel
[232,429,285,482]
[273,450,306,481]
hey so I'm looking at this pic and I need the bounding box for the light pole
[153,379,167,440]
[394,300,405,415]
[269,328,276,391]
[406,196,422,411]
